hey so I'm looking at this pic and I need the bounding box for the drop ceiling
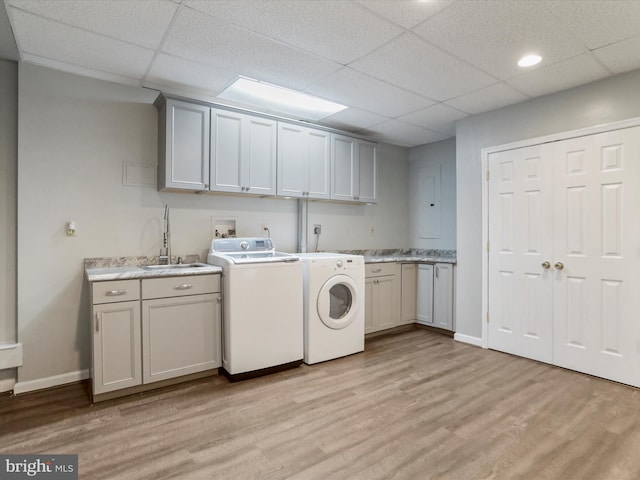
[4,0,640,147]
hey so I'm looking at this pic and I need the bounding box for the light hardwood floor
[2,328,640,479]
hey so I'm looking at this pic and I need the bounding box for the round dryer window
[317,274,359,330]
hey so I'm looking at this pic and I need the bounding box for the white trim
[480,115,640,349]
[454,333,483,348]
[0,343,23,369]
[13,369,89,395]
[0,377,16,393]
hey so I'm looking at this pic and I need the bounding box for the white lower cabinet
[417,264,434,325]
[90,274,221,400]
[142,275,221,384]
[433,263,454,331]
[92,300,142,395]
[416,263,454,330]
[401,264,417,323]
[365,262,455,335]
[91,279,142,395]
[365,263,401,334]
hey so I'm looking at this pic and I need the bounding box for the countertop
[332,248,456,265]
[84,255,221,282]
[363,254,456,264]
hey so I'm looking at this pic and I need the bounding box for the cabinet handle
[554,262,564,270]
[217,296,221,304]
[175,283,193,290]
[371,268,382,273]
[106,289,127,296]
[541,261,551,269]
[95,312,100,333]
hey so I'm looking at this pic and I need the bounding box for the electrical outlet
[313,224,322,235]
[262,223,269,231]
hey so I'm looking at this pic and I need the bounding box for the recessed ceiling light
[218,77,347,121]
[518,54,542,67]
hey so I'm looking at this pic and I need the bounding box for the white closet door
[552,127,640,386]
[487,143,554,363]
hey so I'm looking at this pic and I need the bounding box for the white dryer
[298,253,365,364]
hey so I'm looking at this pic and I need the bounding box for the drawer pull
[106,289,127,296]
[175,284,193,290]
[371,268,382,273]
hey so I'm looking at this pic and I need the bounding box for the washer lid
[317,274,359,330]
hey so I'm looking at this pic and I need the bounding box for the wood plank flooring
[2,328,640,479]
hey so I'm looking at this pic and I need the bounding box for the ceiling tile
[364,119,450,147]
[350,32,496,101]
[444,82,529,115]
[162,7,341,91]
[542,0,640,50]
[9,9,154,79]
[321,108,389,131]
[8,0,177,49]
[305,67,435,118]
[145,54,238,95]
[184,0,403,65]
[413,0,587,80]
[592,36,640,74]
[398,103,468,136]
[355,0,453,29]
[506,54,609,97]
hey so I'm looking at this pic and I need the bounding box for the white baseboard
[0,377,16,393]
[13,369,89,395]
[454,333,484,348]
[0,343,23,369]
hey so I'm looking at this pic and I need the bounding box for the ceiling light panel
[218,77,347,121]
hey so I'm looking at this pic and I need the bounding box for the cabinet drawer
[365,263,400,278]
[142,274,220,299]
[92,280,140,304]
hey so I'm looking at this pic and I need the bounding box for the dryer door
[317,274,359,330]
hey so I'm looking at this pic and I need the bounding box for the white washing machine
[298,253,365,364]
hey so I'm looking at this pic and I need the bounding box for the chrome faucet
[159,204,171,265]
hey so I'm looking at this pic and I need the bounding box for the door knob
[541,261,551,269]
[554,261,564,270]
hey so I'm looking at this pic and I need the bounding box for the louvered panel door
[552,127,640,387]
[487,144,554,363]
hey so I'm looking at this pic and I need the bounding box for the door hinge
[486,312,490,323]
[486,241,490,252]
[486,169,490,181]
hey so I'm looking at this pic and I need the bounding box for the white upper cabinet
[157,98,210,191]
[210,108,277,196]
[277,123,330,200]
[331,134,377,203]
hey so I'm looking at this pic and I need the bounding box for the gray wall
[456,68,640,339]
[408,138,456,250]
[16,63,411,386]
[0,60,17,386]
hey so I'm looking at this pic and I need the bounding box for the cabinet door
[211,109,243,193]
[401,264,417,323]
[331,134,357,201]
[417,264,434,325]
[433,263,454,330]
[159,99,210,191]
[307,129,331,199]
[376,276,397,331]
[277,123,309,198]
[142,294,221,383]
[357,140,377,203]
[92,301,141,395]
[364,277,376,334]
[244,115,277,195]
